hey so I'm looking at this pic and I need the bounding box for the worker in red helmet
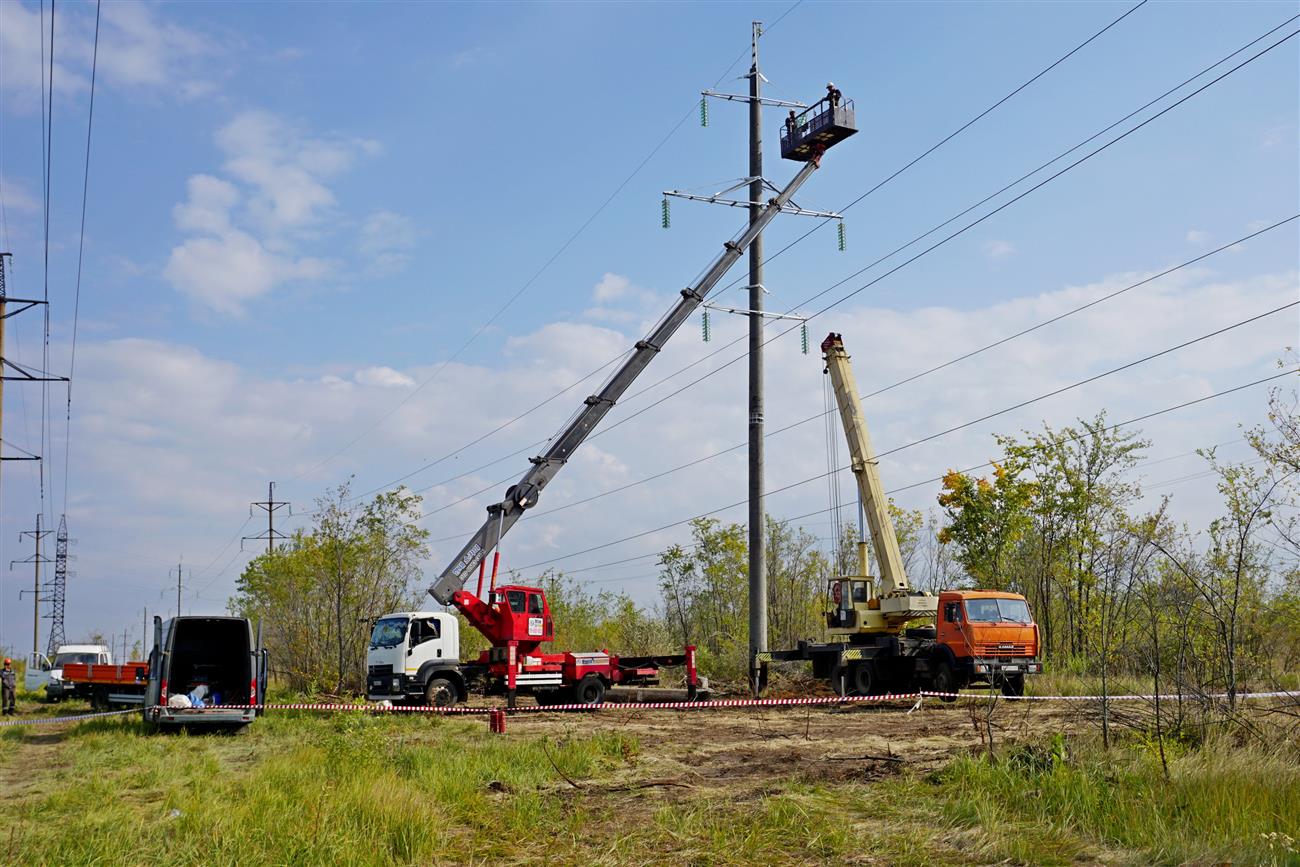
[1,658,15,715]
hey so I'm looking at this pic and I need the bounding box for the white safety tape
[0,707,137,727]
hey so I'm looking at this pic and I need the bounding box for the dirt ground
[503,697,1085,800]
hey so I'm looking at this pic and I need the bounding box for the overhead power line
[581,25,1300,445]
[531,368,1298,580]
[597,13,1300,421]
[512,305,1296,570]
[420,216,1296,535]
[292,0,807,484]
[321,1,1150,506]
[410,38,1300,537]
[61,0,100,513]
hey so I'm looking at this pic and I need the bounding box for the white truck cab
[31,644,113,698]
[366,612,464,706]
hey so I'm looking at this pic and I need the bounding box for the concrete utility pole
[13,513,53,660]
[747,20,768,694]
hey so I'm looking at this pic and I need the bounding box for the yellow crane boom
[821,332,937,633]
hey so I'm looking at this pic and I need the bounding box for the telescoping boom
[428,149,840,606]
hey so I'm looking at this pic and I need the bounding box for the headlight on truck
[392,678,401,690]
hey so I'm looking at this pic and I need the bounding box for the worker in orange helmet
[1,658,16,715]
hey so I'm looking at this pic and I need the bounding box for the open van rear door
[253,620,268,716]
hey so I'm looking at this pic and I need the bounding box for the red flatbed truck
[60,661,149,710]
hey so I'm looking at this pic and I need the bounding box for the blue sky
[0,0,1296,656]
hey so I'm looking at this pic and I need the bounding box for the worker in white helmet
[826,82,842,109]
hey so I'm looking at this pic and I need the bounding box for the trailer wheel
[932,662,958,703]
[572,675,606,705]
[423,675,458,708]
[1000,673,1025,697]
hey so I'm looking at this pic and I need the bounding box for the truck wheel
[572,675,606,705]
[1001,673,1025,697]
[423,675,458,708]
[852,662,879,696]
[932,662,959,703]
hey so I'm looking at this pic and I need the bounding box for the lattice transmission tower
[45,515,70,656]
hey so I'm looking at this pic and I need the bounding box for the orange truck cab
[930,590,1041,697]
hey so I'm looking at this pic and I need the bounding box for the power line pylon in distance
[45,515,71,656]
[243,481,290,554]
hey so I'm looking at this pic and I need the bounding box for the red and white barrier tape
[0,707,137,727]
[3,689,1294,727]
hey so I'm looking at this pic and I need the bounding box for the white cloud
[164,110,399,312]
[0,1,217,108]
[172,175,240,235]
[216,111,373,235]
[593,273,633,302]
[982,240,1016,260]
[1186,229,1212,244]
[585,273,659,322]
[8,266,1293,639]
[355,366,416,389]
[0,175,41,214]
[163,229,328,315]
[359,210,418,272]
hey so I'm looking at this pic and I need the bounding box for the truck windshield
[53,652,98,666]
[369,618,409,648]
[964,598,1032,624]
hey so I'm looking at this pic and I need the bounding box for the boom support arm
[428,157,825,605]
[820,332,911,595]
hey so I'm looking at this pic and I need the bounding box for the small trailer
[60,661,149,710]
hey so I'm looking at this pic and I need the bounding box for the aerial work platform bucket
[781,98,858,161]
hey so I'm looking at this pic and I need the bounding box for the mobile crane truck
[757,333,1042,699]
[368,93,861,708]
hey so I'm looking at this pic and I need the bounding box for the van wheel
[423,675,458,708]
[572,675,605,705]
[1001,674,1025,697]
[932,662,959,703]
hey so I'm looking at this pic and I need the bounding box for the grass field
[2,689,1297,865]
